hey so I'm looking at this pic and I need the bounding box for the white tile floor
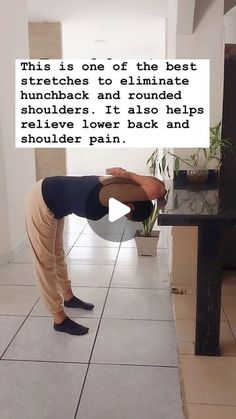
[0,215,184,419]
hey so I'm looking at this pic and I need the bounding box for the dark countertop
[157,171,236,356]
[157,172,236,226]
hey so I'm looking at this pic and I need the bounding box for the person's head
[126,201,154,222]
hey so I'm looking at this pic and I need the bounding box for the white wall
[173,0,225,166]
[62,12,166,175]
[224,13,236,43]
[166,0,178,59]
[0,0,35,262]
[177,0,224,125]
[62,17,166,60]
[164,0,225,280]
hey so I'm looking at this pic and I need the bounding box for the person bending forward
[25,167,166,335]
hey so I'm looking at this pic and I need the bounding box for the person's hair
[130,201,154,222]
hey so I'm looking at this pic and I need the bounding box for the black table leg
[195,224,222,356]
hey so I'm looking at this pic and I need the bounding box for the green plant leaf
[161,155,166,173]
[174,194,179,209]
[174,158,180,173]
[203,148,207,159]
[142,204,159,236]
[166,165,170,178]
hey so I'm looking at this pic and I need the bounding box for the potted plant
[146,123,233,183]
[134,203,160,256]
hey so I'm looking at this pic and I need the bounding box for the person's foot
[64,296,94,310]
[54,317,89,335]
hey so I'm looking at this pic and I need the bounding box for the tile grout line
[0,296,41,360]
[26,315,175,322]
[169,292,187,419]
[30,314,175,323]
[183,402,236,407]
[0,284,38,287]
[72,227,125,419]
[1,224,175,418]
[73,233,175,418]
[65,224,89,256]
[0,284,169,290]
[0,358,179,369]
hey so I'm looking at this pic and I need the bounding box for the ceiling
[27,0,168,22]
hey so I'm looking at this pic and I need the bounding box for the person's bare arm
[106,168,166,190]
[99,176,137,185]
[99,168,166,206]
[142,176,165,188]
[124,172,165,189]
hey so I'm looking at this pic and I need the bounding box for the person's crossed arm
[99,167,166,206]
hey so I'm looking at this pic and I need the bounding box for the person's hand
[106,167,127,177]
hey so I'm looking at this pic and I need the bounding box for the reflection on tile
[111,265,169,289]
[0,360,87,419]
[187,404,236,419]
[3,317,99,363]
[11,246,33,263]
[92,319,177,366]
[63,233,80,246]
[64,214,87,234]
[68,264,113,287]
[0,286,39,315]
[78,364,184,419]
[157,231,168,249]
[181,355,236,405]
[75,233,120,247]
[0,263,35,285]
[0,316,25,357]
[66,247,118,265]
[117,248,167,267]
[30,287,107,318]
[121,238,136,247]
[104,288,172,320]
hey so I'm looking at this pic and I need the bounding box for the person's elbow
[147,184,167,200]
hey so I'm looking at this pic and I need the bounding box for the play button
[108,198,131,222]
[86,179,151,242]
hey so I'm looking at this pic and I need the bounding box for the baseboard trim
[0,237,28,267]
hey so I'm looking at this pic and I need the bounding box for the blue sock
[64,296,94,310]
[54,317,89,335]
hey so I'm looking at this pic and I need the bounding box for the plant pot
[186,170,208,184]
[134,230,160,257]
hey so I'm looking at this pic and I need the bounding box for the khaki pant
[25,179,71,314]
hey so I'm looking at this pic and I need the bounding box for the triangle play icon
[108,198,131,223]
